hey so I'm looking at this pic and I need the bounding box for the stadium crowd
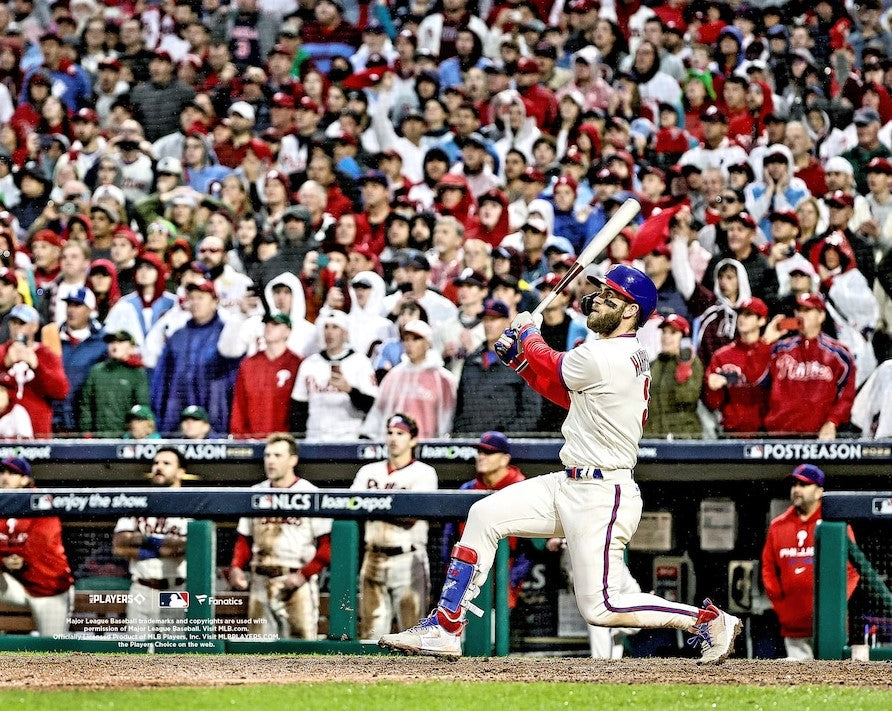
[0,0,889,441]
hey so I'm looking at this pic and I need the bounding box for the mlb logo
[744,445,763,459]
[159,591,189,609]
[252,494,273,510]
[30,494,53,511]
[117,445,136,459]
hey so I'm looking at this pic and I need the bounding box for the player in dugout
[380,265,742,664]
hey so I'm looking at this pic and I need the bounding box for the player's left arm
[513,329,571,409]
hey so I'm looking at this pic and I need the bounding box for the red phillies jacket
[0,342,70,437]
[763,334,855,435]
[703,339,771,434]
[230,348,302,438]
[0,516,73,597]
[761,506,858,638]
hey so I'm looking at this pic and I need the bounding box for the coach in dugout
[227,433,333,640]
[761,464,859,660]
[0,456,73,636]
[113,447,192,638]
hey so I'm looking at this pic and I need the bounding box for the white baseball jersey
[291,352,379,441]
[237,478,333,569]
[351,459,438,548]
[113,516,190,579]
[559,334,651,470]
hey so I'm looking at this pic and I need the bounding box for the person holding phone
[703,297,774,435]
[290,310,378,441]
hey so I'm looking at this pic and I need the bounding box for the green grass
[1,683,890,711]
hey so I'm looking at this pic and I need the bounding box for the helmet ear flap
[580,292,596,316]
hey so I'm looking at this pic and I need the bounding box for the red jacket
[764,334,856,435]
[520,84,559,132]
[703,339,771,434]
[761,506,858,637]
[230,348,302,438]
[0,342,70,436]
[0,516,73,597]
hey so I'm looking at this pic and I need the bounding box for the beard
[587,306,624,335]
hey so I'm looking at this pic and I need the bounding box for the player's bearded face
[587,296,630,335]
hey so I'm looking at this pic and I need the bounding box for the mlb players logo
[159,591,189,609]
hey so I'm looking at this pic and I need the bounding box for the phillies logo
[775,355,833,382]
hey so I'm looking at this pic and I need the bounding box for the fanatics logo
[159,591,189,609]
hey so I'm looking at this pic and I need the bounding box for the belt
[565,467,603,480]
[253,565,301,578]
[136,577,185,590]
[366,545,416,556]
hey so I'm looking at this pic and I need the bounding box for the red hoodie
[0,341,69,436]
[0,513,73,597]
[475,189,511,248]
[434,174,481,238]
[761,505,858,637]
[703,338,771,434]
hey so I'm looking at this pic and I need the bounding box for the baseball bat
[533,197,641,315]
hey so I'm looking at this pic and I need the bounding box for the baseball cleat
[379,612,462,658]
[689,598,742,665]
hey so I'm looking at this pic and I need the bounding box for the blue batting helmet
[586,264,658,326]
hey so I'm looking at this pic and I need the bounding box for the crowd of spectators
[0,0,890,441]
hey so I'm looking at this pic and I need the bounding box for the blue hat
[790,463,825,488]
[482,298,510,319]
[478,431,510,455]
[358,170,388,187]
[0,456,32,478]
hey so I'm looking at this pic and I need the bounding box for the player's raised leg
[379,474,563,657]
[561,479,741,664]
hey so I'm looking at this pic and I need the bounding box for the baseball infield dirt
[0,656,890,690]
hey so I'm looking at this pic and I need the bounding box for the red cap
[659,313,691,336]
[297,95,320,113]
[0,267,18,288]
[112,226,142,250]
[31,229,65,248]
[520,166,547,183]
[98,57,122,71]
[186,121,208,137]
[538,272,562,290]
[825,190,855,208]
[266,169,289,186]
[247,138,273,161]
[335,133,358,147]
[650,241,671,257]
[795,293,826,311]
[74,108,99,124]
[728,211,757,229]
[553,175,578,193]
[736,296,768,319]
[867,157,892,175]
[153,49,173,62]
[768,209,799,226]
[516,57,541,74]
[271,92,295,108]
[185,278,217,297]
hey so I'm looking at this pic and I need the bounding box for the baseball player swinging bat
[533,197,641,315]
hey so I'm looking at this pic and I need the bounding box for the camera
[118,140,139,152]
[15,334,27,345]
[397,282,413,293]
[60,202,78,217]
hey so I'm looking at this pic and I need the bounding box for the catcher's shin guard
[436,544,484,633]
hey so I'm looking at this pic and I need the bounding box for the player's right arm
[112,530,186,560]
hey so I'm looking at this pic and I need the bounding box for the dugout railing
[815,491,892,661]
[0,488,512,656]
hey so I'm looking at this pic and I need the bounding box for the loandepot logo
[319,494,393,512]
